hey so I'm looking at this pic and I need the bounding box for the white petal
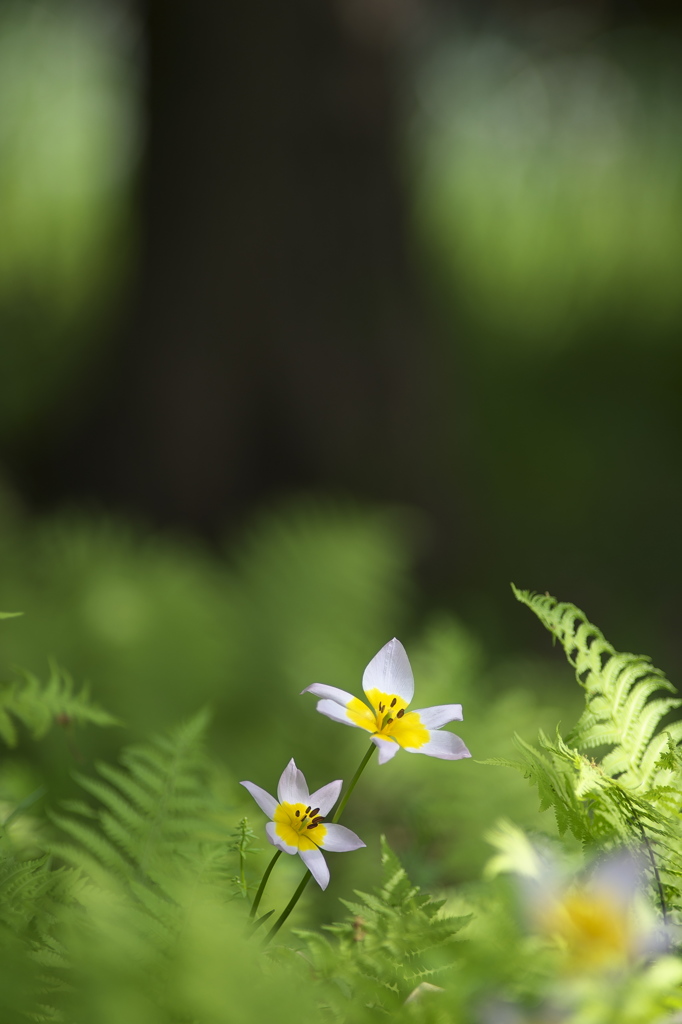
[307,779,342,817]
[362,638,414,705]
[405,730,470,760]
[265,821,297,854]
[371,734,400,764]
[277,759,309,804]
[411,704,463,729]
[590,851,643,910]
[299,846,330,890]
[318,823,366,852]
[315,699,365,729]
[240,781,278,818]
[301,683,356,706]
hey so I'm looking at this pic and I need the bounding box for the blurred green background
[0,0,681,911]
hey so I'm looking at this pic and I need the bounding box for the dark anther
[305,806,311,814]
[378,703,384,713]
[295,809,300,817]
[312,816,324,825]
[307,822,318,829]
[310,807,319,817]
[397,708,405,718]
[390,698,397,707]
[386,718,393,725]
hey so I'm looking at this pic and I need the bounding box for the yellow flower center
[273,801,328,851]
[541,891,633,970]
[346,688,429,749]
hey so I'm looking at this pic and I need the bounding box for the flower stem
[332,741,376,823]
[250,849,282,918]
[264,742,377,944]
[264,870,313,943]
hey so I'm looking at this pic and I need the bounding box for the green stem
[250,849,282,918]
[240,849,247,897]
[264,742,377,943]
[636,819,669,930]
[332,742,376,823]
[264,870,313,943]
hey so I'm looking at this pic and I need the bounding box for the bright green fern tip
[508,586,682,914]
[512,586,681,790]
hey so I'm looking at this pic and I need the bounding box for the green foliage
[501,587,682,914]
[296,835,468,1016]
[4,576,682,1021]
[0,661,119,748]
[512,586,682,788]
[50,709,224,891]
[416,31,682,349]
[0,504,410,779]
[0,504,569,884]
[0,3,137,445]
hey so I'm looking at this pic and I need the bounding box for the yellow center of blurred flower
[346,689,429,749]
[273,802,329,851]
[541,891,633,970]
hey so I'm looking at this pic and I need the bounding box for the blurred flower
[486,823,669,974]
[534,858,662,972]
[240,759,365,890]
[534,852,663,972]
[302,637,470,764]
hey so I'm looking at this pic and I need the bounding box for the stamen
[390,697,397,707]
[386,717,393,725]
[378,703,385,713]
[307,822,318,829]
[305,806,311,814]
[295,809,300,817]
[310,807,319,817]
[312,816,324,824]
[397,708,405,719]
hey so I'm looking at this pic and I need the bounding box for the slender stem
[264,870,313,943]
[237,822,249,897]
[264,742,377,943]
[637,820,669,929]
[250,849,282,918]
[240,848,247,897]
[332,742,376,823]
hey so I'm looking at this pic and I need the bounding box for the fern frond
[0,662,119,748]
[51,710,221,894]
[512,587,680,792]
[511,586,682,914]
[310,837,468,1015]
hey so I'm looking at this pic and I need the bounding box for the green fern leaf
[51,710,219,894]
[512,587,681,792]
[513,586,682,913]
[0,663,118,749]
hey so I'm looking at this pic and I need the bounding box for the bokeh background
[1,0,681,911]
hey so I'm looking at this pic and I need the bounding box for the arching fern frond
[506,587,682,914]
[512,586,681,792]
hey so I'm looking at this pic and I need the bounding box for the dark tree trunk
[43,0,455,540]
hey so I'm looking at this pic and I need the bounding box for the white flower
[529,851,667,971]
[302,638,471,765]
[240,759,365,890]
[486,824,668,973]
